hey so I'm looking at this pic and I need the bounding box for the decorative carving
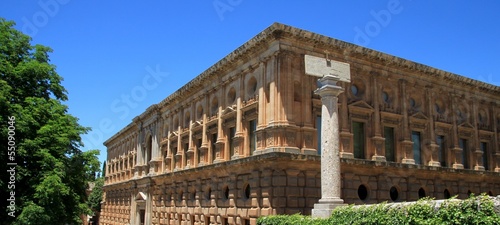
[304,133,313,147]
[286,131,296,146]
[382,117,399,125]
[266,134,274,147]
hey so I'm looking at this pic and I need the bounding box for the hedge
[257,194,500,225]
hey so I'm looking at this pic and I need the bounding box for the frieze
[458,130,473,138]
[351,113,370,120]
[410,122,426,130]
[243,107,257,117]
[193,131,202,139]
[478,132,493,141]
[382,117,400,126]
[207,124,218,133]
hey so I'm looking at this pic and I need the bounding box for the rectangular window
[412,131,421,164]
[316,115,322,155]
[139,209,145,225]
[481,142,488,171]
[211,133,217,163]
[172,146,177,169]
[229,127,236,158]
[459,139,468,169]
[352,122,365,159]
[249,120,257,155]
[437,135,446,167]
[384,127,395,162]
[184,143,189,166]
[197,138,202,165]
[204,216,210,225]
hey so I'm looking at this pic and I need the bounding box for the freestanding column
[311,74,346,218]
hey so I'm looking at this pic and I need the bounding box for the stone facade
[100,23,500,225]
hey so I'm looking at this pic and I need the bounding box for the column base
[311,199,346,218]
[474,166,485,171]
[428,161,441,167]
[371,155,386,162]
[452,163,464,169]
[340,152,354,159]
[402,158,415,164]
[213,159,225,164]
[284,147,301,154]
[302,148,318,155]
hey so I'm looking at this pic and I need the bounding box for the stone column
[312,74,345,218]
[199,111,208,166]
[371,74,386,162]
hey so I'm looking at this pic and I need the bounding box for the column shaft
[312,75,345,218]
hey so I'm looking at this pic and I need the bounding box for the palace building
[100,23,500,225]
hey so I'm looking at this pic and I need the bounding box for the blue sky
[1,1,499,164]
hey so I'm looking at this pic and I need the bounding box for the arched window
[247,76,257,98]
[211,97,219,117]
[227,87,236,105]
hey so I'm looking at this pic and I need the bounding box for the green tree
[102,160,107,178]
[87,177,104,214]
[0,18,101,225]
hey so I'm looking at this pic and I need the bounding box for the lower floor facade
[100,152,500,225]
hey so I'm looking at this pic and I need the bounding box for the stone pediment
[222,106,236,116]
[221,106,236,118]
[349,100,374,110]
[410,111,428,120]
[348,101,374,116]
[136,192,147,201]
[459,121,474,129]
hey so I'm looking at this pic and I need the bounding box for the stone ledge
[104,152,499,188]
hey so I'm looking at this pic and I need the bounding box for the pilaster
[451,93,464,169]
[426,87,440,167]
[400,79,414,164]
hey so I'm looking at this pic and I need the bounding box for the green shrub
[257,213,327,225]
[257,194,500,225]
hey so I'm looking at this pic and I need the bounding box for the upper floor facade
[103,23,500,186]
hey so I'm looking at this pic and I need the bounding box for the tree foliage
[0,18,101,225]
[87,177,104,214]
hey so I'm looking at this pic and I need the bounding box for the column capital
[314,75,345,97]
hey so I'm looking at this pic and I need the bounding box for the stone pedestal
[427,143,441,167]
[371,136,386,162]
[452,147,464,169]
[401,140,415,164]
[311,75,346,218]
